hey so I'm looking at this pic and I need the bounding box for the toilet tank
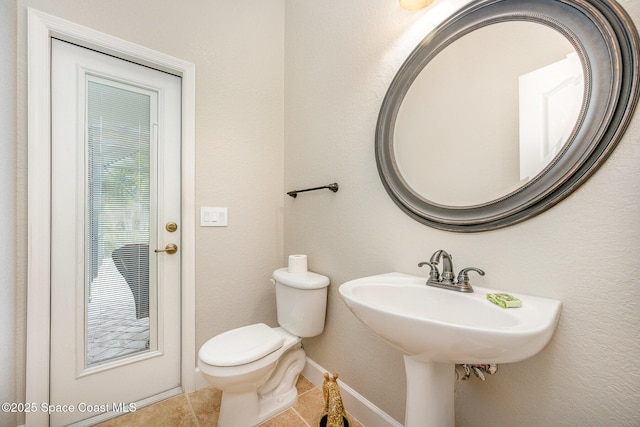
[272,268,330,337]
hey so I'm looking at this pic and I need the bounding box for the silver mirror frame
[376,0,639,232]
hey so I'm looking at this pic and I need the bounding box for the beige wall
[1,1,17,426]
[11,0,284,425]
[285,0,640,425]
[5,0,640,426]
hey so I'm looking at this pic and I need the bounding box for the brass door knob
[154,243,178,254]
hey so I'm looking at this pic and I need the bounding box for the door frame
[26,8,196,426]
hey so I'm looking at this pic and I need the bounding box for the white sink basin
[339,272,561,364]
[339,272,562,427]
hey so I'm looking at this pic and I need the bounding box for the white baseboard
[302,358,403,427]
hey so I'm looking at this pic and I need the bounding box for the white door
[50,39,182,426]
[518,51,584,181]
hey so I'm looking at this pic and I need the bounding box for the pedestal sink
[339,272,561,427]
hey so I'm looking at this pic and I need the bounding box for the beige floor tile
[294,387,326,426]
[95,375,366,427]
[295,375,316,395]
[96,395,197,427]
[345,413,365,427]
[187,386,222,427]
[258,408,309,427]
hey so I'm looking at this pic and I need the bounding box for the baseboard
[302,358,403,427]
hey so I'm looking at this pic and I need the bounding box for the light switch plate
[200,207,228,227]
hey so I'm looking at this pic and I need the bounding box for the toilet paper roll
[288,254,308,273]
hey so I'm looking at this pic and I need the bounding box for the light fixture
[399,0,434,11]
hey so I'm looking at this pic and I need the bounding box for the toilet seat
[199,323,284,367]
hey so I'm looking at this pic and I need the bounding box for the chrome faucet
[430,249,455,284]
[419,250,484,293]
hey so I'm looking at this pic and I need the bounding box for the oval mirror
[376,0,639,232]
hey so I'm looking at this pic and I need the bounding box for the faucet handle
[418,261,440,282]
[456,267,485,288]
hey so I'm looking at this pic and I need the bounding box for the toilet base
[217,346,306,427]
[218,390,260,427]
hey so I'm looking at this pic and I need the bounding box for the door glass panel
[86,78,156,367]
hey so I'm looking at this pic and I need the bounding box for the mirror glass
[394,22,583,206]
[376,0,639,231]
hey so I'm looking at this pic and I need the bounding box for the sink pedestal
[404,357,455,427]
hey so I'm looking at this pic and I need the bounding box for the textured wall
[8,1,640,426]
[284,0,640,425]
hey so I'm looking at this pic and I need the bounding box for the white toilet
[198,267,330,427]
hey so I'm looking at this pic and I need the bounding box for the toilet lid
[199,323,284,367]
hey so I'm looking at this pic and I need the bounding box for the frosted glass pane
[86,79,153,366]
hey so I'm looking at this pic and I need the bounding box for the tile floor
[96,375,364,427]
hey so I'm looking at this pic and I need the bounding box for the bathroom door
[49,39,182,426]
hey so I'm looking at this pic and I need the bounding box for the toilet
[198,267,330,427]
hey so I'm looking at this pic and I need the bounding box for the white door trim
[26,8,196,426]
